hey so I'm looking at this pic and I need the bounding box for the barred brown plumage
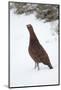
[26,24,53,70]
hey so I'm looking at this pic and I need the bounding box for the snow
[10,9,58,87]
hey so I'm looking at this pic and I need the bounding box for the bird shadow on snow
[27,63,54,73]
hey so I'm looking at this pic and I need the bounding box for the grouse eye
[28,25,30,27]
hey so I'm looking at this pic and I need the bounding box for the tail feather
[48,63,53,69]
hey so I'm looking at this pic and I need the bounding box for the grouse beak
[26,25,28,27]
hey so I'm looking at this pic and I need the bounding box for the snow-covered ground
[10,9,58,87]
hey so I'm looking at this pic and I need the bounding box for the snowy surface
[10,9,58,87]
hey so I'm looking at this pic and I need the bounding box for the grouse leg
[34,62,37,69]
[37,63,40,70]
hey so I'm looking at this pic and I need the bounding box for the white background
[0,0,61,90]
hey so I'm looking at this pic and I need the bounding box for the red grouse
[26,24,53,70]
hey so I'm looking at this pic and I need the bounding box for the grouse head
[26,24,37,40]
[26,24,34,33]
